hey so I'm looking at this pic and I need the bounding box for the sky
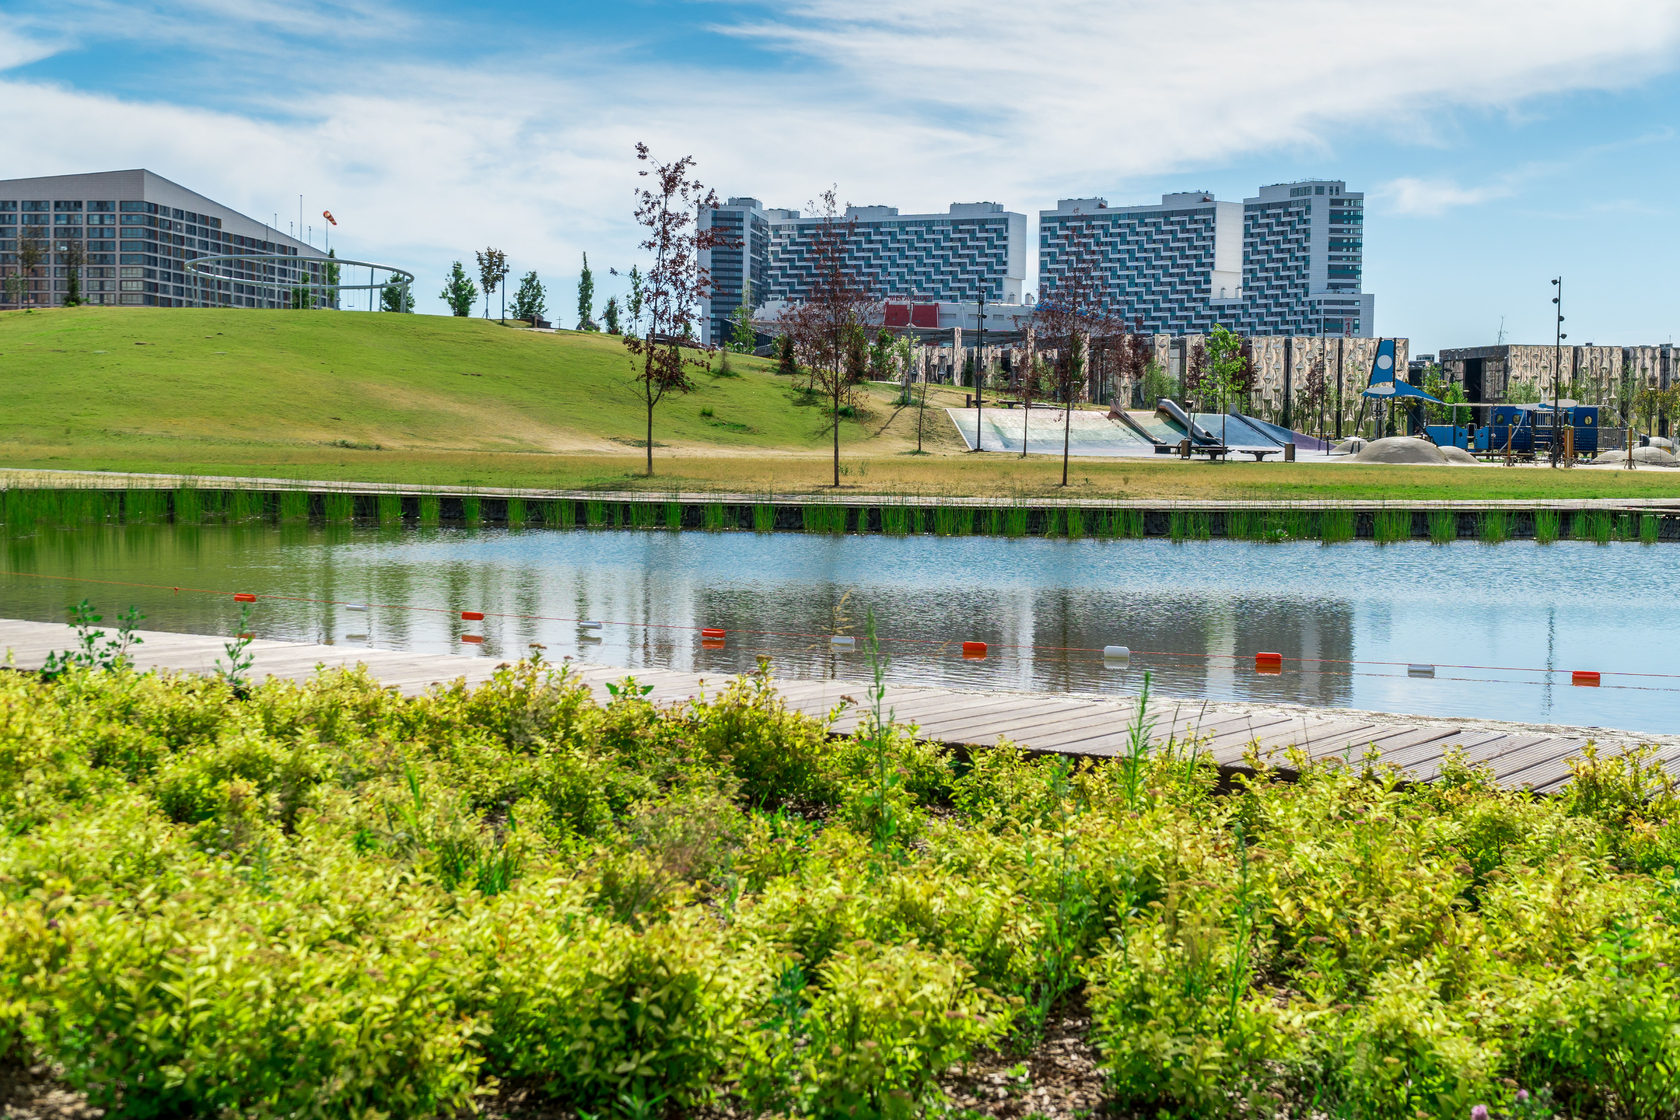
[3,0,1680,353]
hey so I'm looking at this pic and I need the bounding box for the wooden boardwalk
[3,619,1671,792]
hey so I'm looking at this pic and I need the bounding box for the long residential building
[699,198,1026,345]
[0,169,326,309]
[1039,179,1374,338]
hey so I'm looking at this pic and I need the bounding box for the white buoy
[830,635,856,650]
[1407,664,1435,677]
[1103,645,1131,664]
[345,603,367,612]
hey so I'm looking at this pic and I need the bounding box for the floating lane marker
[579,620,604,631]
[461,610,485,621]
[233,592,257,603]
[1103,644,1130,665]
[1572,670,1601,687]
[830,635,856,650]
[345,603,367,612]
[701,628,726,640]
[1407,664,1436,678]
[580,621,604,641]
[961,641,988,660]
[462,634,484,644]
[237,632,255,640]
[1255,651,1283,675]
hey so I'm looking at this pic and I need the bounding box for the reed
[1319,509,1356,544]
[415,495,439,527]
[1617,513,1636,543]
[1640,514,1661,544]
[629,502,656,530]
[986,508,1004,536]
[551,500,573,529]
[1003,506,1028,539]
[1533,509,1560,544]
[280,490,311,523]
[670,502,688,531]
[1065,506,1086,540]
[323,493,355,524]
[955,506,975,536]
[1373,509,1411,544]
[200,490,228,522]
[229,490,267,523]
[505,497,527,528]
[1477,510,1509,544]
[1168,510,1211,542]
[703,502,726,532]
[585,500,607,528]
[1,489,38,532]
[1281,508,1314,541]
[802,504,846,534]
[880,505,911,537]
[172,487,202,524]
[1227,509,1263,541]
[932,506,958,536]
[1427,510,1458,544]
[124,489,169,524]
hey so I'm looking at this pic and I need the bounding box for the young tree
[576,252,597,330]
[1203,324,1252,446]
[440,261,477,317]
[1030,217,1121,485]
[624,143,723,476]
[869,328,895,380]
[728,281,756,353]
[782,189,883,487]
[1300,351,1329,438]
[14,234,43,307]
[59,239,86,307]
[602,296,621,334]
[775,332,798,377]
[323,248,341,310]
[380,280,415,312]
[510,270,546,324]
[475,248,508,320]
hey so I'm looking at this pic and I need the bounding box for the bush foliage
[0,662,1677,1117]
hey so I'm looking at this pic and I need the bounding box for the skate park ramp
[1191,413,1286,450]
[947,407,1159,456]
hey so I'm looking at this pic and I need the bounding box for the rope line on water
[2,568,1673,692]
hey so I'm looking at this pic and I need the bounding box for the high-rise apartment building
[0,169,326,309]
[699,199,1025,345]
[1037,180,1373,338]
[1242,180,1370,336]
[1038,193,1245,335]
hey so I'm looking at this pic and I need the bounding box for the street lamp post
[1550,277,1566,468]
[973,288,987,452]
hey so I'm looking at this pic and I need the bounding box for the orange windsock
[322,210,337,226]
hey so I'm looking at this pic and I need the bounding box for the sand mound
[1591,447,1680,467]
[1438,445,1481,465]
[1331,437,1367,455]
[1353,436,1449,464]
[1647,436,1675,452]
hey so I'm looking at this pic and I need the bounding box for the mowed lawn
[3,307,1678,501]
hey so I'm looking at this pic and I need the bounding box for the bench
[1240,448,1279,461]
[1178,441,1230,461]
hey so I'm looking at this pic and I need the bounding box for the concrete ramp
[947,407,1159,457]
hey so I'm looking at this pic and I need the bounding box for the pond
[3,523,1676,734]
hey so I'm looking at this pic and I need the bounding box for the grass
[1373,509,1411,544]
[505,497,526,528]
[418,495,440,527]
[1478,510,1510,544]
[6,309,1680,505]
[279,490,309,523]
[1534,509,1561,544]
[4,661,1679,1120]
[1321,509,1356,544]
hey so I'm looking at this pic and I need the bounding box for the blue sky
[4,0,1679,353]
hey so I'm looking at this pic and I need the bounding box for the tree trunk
[646,396,655,476]
[832,379,841,487]
[1062,398,1072,486]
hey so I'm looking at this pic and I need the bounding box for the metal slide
[1157,398,1222,445]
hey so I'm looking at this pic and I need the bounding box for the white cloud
[1374,177,1512,216]
[1,0,1679,314]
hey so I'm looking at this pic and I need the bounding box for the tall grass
[585,500,607,528]
[418,495,441,527]
[124,489,169,524]
[1003,506,1028,538]
[1168,510,1211,542]
[986,508,1004,536]
[1041,508,1065,538]
[628,502,655,530]
[1,489,39,532]
[703,503,726,532]
[802,504,846,534]
[1319,509,1356,544]
[880,505,911,537]
[552,500,573,529]
[505,497,527,528]
[172,487,202,524]
[323,493,354,524]
[1640,513,1661,544]
[1373,509,1411,544]
[1065,506,1086,539]
[1427,510,1457,544]
[461,497,482,528]
[1533,509,1560,544]
[1477,510,1509,544]
[670,502,688,531]
[228,490,266,523]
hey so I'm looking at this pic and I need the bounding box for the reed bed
[229,490,267,523]
[1319,509,1356,544]
[880,505,912,537]
[1477,510,1510,544]
[1373,509,1412,544]
[323,493,355,524]
[281,490,311,524]
[505,497,527,528]
[670,502,688,532]
[171,487,203,524]
[1003,507,1029,538]
[1168,510,1211,542]
[1065,506,1086,540]
[1640,513,1661,544]
[124,489,169,524]
[1426,510,1457,544]
[1532,509,1560,544]
[628,502,656,530]
[703,503,727,532]
[584,500,606,529]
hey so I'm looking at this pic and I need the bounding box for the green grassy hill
[0,307,956,481]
